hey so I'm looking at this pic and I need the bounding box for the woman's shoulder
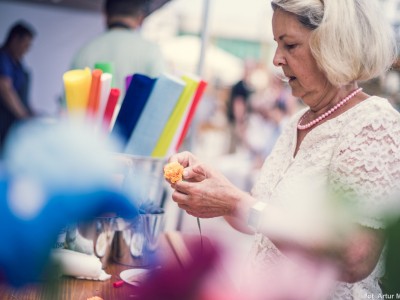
[347,95,400,126]
[340,96,400,144]
[354,95,399,114]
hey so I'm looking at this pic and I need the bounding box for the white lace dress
[249,96,400,299]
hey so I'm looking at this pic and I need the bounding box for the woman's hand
[167,151,249,218]
[168,151,203,182]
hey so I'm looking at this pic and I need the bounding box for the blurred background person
[70,0,166,104]
[211,67,295,192]
[247,97,289,169]
[247,74,298,165]
[226,60,255,154]
[0,21,36,154]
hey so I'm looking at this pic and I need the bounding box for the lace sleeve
[330,105,400,229]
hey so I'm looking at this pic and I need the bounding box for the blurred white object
[3,118,121,219]
[4,118,119,193]
[51,249,111,281]
[383,70,400,94]
[120,268,150,286]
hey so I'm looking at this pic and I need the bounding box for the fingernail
[183,170,188,178]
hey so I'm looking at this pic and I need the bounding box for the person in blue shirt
[0,21,36,153]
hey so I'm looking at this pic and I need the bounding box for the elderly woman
[168,0,400,299]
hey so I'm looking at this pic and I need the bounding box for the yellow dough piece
[164,161,184,183]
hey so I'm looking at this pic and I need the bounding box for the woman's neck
[308,83,358,116]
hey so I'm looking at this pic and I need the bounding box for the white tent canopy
[142,0,274,85]
[160,35,244,86]
[144,0,273,42]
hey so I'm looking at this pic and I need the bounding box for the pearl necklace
[297,87,363,130]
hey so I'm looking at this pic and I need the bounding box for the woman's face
[272,8,330,106]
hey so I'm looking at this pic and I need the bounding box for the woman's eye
[285,44,296,50]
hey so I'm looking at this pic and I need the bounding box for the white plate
[120,268,149,286]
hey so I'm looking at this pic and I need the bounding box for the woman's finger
[172,188,191,204]
[182,164,208,182]
[173,180,194,195]
[178,203,190,210]
[186,210,198,217]
[168,151,197,168]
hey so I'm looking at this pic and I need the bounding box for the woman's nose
[273,48,286,66]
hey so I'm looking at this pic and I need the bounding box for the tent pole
[196,0,211,76]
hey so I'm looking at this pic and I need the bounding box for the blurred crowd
[190,59,300,191]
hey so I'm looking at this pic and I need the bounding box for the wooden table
[0,263,143,300]
[0,232,204,300]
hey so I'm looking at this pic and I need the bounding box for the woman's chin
[288,81,301,97]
